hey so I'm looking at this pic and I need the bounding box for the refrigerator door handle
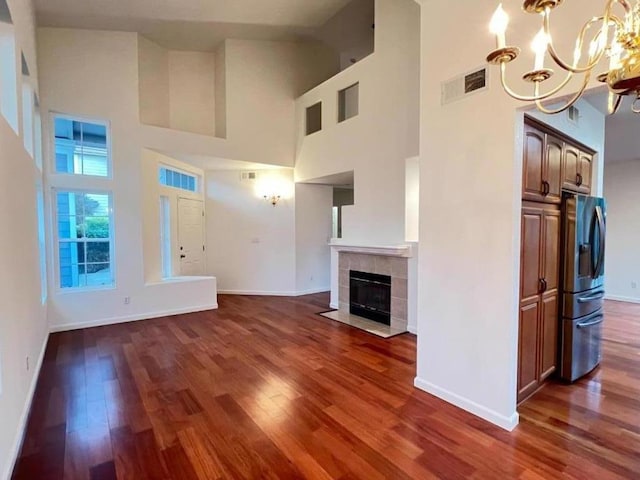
[577,315,604,329]
[577,291,605,303]
[594,205,606,278]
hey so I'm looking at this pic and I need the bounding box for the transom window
[159,166,197,192]
[54,115,110,177]
[56,191,113,289]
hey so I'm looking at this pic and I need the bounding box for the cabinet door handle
[541,180,550,196]
[576,173,583,186]
[538,278,548,293]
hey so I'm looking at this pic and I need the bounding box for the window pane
[54,117,109,177]
[86,242,110,264]
[57,215,84,239]
[188,176,195,192]
[159,168,167,185]
[85,264,111,286]
[58,242,83,288]
[84,217,109,238]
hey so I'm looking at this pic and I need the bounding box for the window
[54,115,110,177]
[36,183,47,302]
[56,191,113,289]
[159,166,197,192]
[338,83,359,123]
[0,1,18,133]
[34,95,42,170]
[306,102,322,135]
[160,196,172,278]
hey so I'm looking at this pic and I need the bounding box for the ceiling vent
[567,105,580,124]
[240,171,257,181]
[442,67,488,105]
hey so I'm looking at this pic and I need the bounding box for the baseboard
[605,295,640,304]
[50,303,219,333]
[414,377,519,432]
[218,289,329,297]
[329,302,339,310]
[3,332,50,480]
[407,325,418,335]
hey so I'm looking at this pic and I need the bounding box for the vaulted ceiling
[34,0,354,51]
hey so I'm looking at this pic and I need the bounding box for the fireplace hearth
[349,270,392,325]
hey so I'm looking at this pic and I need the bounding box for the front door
[178,197,205,276]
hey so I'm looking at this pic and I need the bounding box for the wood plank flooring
[12,295,640,479]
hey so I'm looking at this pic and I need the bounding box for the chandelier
[486,0,640,115]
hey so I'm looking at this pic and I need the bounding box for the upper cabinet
[522,124,562,204]
[524,119,595,200]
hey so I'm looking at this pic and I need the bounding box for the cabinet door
[521,207,543,301]
[542,207,561,293]
[578,151,593,194]
[523,125,545,202]
[540,294,559,381]
[563,146,580,192]
[518,301,540,402]
[544,135,563,204]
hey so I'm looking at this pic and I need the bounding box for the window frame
[50,112,113,179]
[52,188,116,293]
[158,164,199,193]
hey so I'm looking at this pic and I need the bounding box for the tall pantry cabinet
[518,118,595,403]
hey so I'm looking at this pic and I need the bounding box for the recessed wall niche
[338,83,359,123]
[306,102,322,136]
[138,36,225,138]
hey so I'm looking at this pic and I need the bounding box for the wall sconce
[264,194,281,206]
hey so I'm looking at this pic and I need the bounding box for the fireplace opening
[349,270,391,325]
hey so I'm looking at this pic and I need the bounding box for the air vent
[567,105,580,124]
[442,67,488,105]
[240,171,257,181]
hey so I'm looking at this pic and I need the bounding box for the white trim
[605,295,640,304]
[329,302,339,309]
[3,333,50,480]
[407,325,418,335]
[49,303,218,333]
[414,377,519,432]
[218,288,329,297]
[329,242,413,258]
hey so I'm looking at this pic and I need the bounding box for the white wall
[314,0,375,71]
[295,183,333,294]
[225,39,338,168]
[205,169,297,295]
[416,0,610,430]
[168,50,216,136]
[38,28,217,332]
[141,149,206,282]
[604,160,640,303]
[295,0,420,246]
[405,156,419,242]
[0,1,48,477]
[138,35,170,128]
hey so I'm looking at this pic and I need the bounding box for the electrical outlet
[124,296,131,305]
[26,356,29,371]
[310,275,314,281]
[632,282,637,290]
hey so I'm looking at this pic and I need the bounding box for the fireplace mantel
[329,242,413,258]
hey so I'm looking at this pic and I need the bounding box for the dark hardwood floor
[12,295,640,479]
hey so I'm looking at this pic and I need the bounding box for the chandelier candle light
[486,0,640,115]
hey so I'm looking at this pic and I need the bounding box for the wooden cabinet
[562,145,594,194]
[518,203,561,403]
[522,124,562,204]
[578,151,593,194]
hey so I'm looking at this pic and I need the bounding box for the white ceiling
[583,89,640,164]
[35,0,354,51]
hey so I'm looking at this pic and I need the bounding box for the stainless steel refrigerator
[560,194,606,382]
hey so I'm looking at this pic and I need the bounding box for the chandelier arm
[608,92,623,114]
[543,8,613,74]
[532,73,592,114]
[499,62,575,102]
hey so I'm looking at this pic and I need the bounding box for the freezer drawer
[560,310,604,382]
[563,289,605,319]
